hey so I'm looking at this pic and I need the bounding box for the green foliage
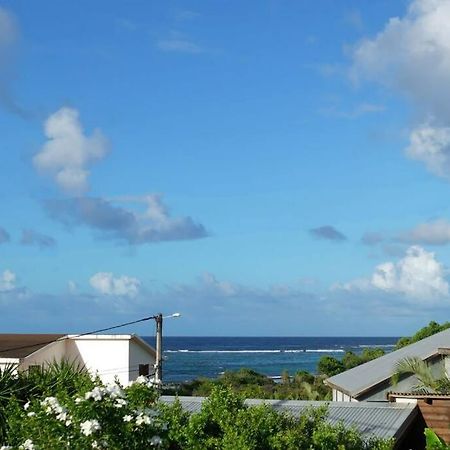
[317,356,345,376]
[3,375,166,450]
[318,348,385,377]
[171,368,331,401]
[0,371,395,450]
[425,428,450,449]
[161,386,394,450]
[392,356,450,394]
[396,321,450,349]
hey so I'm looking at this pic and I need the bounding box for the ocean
[142,336,398,383]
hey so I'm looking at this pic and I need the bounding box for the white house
[0,334,156,386]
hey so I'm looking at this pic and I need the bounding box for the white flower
[91,441,98,449]
[19,440,35,450]
[104,383,124,399]
[85,386,103,401]
[1,446,13,450]
[114,398,127,408]
[24,402,30,410]
[135,413,151,426]
[65,419,72,426]
[56,411,68,422]
[27,412,36,417]
[134,375,148,384]
[123,415,133,422]
[80,419,101,436]
[150,436,162,446]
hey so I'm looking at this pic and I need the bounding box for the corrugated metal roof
[160,396,417,440]
[0,334,65,359]
[325,328,450,398]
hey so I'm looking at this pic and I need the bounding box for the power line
[0,315,158,356]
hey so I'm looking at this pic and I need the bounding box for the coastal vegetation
[166,368,331,400]
[0,363,394,449]
[169,321,450,402]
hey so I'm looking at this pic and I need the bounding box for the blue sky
[2,0,450,336]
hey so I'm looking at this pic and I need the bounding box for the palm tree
[391,356,450,394]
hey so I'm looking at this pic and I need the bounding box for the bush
[2,376,165,450]
[1,373,394,450]
[396,321,450,349]
[161,386,394,450]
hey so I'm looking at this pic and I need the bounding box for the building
[0,334,156,386]
[325,328,450,402]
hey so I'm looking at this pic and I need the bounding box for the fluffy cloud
[44,195,208,244]
[406,122,450,178]
[309,225,347,242]
[0,227,10,244]
[89,272,141,298]
[0,269,15,292]
[33,107,109,194]
[20,229,56,249]
[397,219,450,245]
[339,246,449,301]
[351,0,450,177]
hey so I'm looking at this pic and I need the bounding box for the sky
[2,0,450,336]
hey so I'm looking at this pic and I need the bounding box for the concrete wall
[129,340,156,384]
[21,339,66,371]
[0,358,19,374]
[7,336,154,386]
[65,337,130,386]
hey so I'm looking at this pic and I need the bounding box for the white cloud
[68,280,77,294]
[0,269,16,292]
[33,107,109,194]
[45,195,208,244]
[201,272,238,296]
[351,0,450,177]
[0,7,18,52]
[156,31,203,54]
[398,219,450,245]
[338,246,449,301]
[406,122,450,178]
[89,272,141,298]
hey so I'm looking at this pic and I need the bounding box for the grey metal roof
[160,396,417,440]
[326,328,450,398]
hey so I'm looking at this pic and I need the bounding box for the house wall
[129,341,156,384]
[332,389,358,402]
[65,338,130,386]
[0,358,19,374]
[418,399,450,443]
[21,340,67,371]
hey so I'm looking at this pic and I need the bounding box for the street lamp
[154,312,181,385]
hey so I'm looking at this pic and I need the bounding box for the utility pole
[154,313,163,385]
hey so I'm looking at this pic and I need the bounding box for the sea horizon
[143,336,399,382]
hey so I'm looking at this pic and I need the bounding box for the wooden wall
[418,399,450,443]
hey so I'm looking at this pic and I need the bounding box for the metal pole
[155,313,163,385]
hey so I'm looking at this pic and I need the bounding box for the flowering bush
[1,368,394,450]
[3,376,166,450]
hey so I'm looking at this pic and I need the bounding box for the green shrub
[161,386,393,450]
